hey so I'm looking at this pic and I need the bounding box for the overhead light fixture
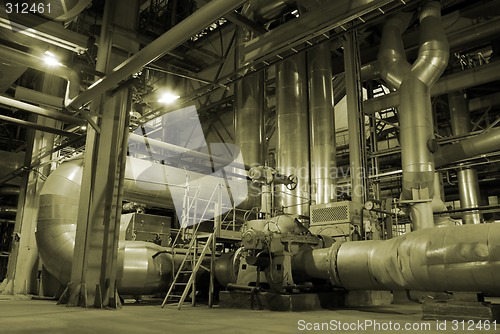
[158,92,180,104]
[43,51,62,67]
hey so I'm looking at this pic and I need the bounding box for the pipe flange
[328,241,344,287]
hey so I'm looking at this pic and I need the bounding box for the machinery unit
[122,213,172,247]
[215,215,332,292]
[309,201,364,240]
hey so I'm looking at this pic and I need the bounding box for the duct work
[377,2,449,230]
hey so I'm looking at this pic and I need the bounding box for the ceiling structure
[0,0,498,208]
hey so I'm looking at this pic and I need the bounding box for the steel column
[64,0,138,308]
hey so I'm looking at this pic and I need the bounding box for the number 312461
[5,3,52,14]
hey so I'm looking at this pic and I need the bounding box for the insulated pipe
[0,96,85,125]
[308,42,335,205]
[67,0,248,110]
[36,157,244,293]
[378,2,449,229]
[15,86,64,109]
[448,90,482,224]
[35,159,171,294]
[128,133,249,171]
[0,187,20,196]
[0,45,79,106]
[434,127,500,167]
[276,53,310,215]
[300,223,500,295]
[234,3,266,210]
[35,159,237,295]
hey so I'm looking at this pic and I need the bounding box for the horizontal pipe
[365,60,500,113]
[15,86,64,109]
[128,133,249,171]
[334,223,500,294]
[0,206,17,216]
[0,114,79,138]
[36,159,173,293]
[0,187,20,196]
[67,0,248,110]
[299,223,500,295]
[434,127,500,167]
[0,96,85,125]
[0,45,79,105]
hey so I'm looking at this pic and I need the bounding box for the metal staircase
[161,232,214,309]
[161,182,228,309]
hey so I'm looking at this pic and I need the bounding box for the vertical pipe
[344,31,365,203]
[378,2,449,230]
[235,21,265,210]
[277,53,310,215]
[235,72,265,168]
[308,42,335,205]
[448,91,482,224]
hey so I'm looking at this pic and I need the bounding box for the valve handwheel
[286,175,298,190]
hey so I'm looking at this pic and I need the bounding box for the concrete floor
[0,295,497,334]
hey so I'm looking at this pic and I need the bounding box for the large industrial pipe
[67,0,248,110]
[276,53,310,215]
[36,159,172,294]
[434,127,500,167]
[378,2,449,230]
[448,91,482,224]
[36,155,248,293]
[0,45,79,105]
[234,3,266,211]
[299,223,500,295]
[308,42,335,205]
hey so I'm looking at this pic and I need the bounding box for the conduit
[377,2,449,229]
